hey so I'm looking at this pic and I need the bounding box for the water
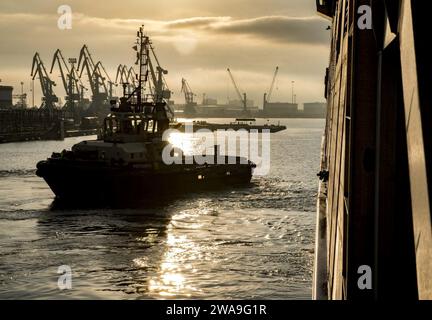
[0,118,324,299]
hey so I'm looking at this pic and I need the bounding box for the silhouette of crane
[263,66,279,109]
[31,52,59,109]
[227,68,247,113]
[50,49,86,112]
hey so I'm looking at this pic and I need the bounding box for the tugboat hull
[36,159,254,206]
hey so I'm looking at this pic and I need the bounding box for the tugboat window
[147,120,154,133]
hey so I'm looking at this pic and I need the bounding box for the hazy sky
[0,0,330,107]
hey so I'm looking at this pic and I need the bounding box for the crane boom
[127,67,137,86]
[91,62,108,96]
[31,52,58,109]
[77,45,96,72]
[267,66,279,102]
[181,78,195,105]
[116,65,136,96]
[50,49,69,95]
[145,44,171,103]
[227,68,247,112]
[115,64,128,84]
[94,61,115,99]
[50,49,86,103]
[77,45,112,100]
[77,45,98,97]
[227,68,243,102]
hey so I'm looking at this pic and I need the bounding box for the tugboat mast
[118,25,172,118]
[136,26,149,111]
[109,26,171,134]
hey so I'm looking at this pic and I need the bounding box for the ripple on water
[0,119,324,299]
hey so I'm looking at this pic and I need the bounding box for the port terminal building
[0,85,13,109]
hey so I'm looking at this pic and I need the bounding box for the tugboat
[36,26,255,206]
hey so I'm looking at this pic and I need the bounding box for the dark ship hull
[36,158,254,206]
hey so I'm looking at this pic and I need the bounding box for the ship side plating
[314,0,432,299]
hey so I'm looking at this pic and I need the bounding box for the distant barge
[175,118,286,133]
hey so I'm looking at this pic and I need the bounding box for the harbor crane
[50,49,86,112]
[181,78,197,115]
[77,45,98,96]
[116,65,136,96]
[148,47,172,104]
[227,68,247,113]
[31,52,59,109]
[181,78,195,105]
[115,64,128,85]
[77,45,113,115]
[93,61,115,100]
[115,64,128,95]
[127,67,137,89]
[263,66,279,109]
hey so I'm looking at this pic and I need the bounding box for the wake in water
[0,119,324,299]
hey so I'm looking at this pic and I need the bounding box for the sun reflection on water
[147,226,202,298]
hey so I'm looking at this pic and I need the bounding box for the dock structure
[0,109,64,143]
[314,0,432,299]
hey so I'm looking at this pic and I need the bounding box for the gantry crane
[127,67,137,89]
[93,61,115,100]
[115,64,128,95]
[227,68,247,113]
[115,64,128,85]
[31,53,59,109]
[77,45,99,98]
[263,66,279,109]
[116,65,136,96]
[50,49,87,112]
[77,45,113,116]
[181,78,197,115]
[181,78,196,105]
[147,45,172,104]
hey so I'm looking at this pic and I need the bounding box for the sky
[0,0,331,108]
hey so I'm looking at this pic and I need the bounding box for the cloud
[166,17,231,29]
[0,0,317,20]
[210,16,329,45]
[165,16,329,45]
[0,11,330,106]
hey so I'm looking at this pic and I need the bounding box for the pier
[0,109,64,143]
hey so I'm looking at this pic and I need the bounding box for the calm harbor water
[0,118,324,299]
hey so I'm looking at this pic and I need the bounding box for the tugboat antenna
[136,25,150,112]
